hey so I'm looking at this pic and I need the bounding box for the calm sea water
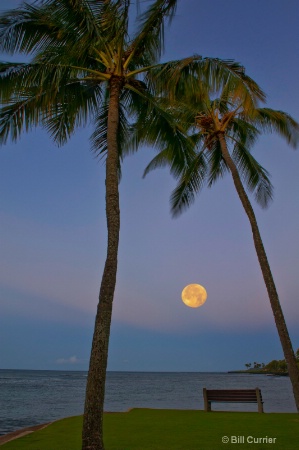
[0,370,296,435]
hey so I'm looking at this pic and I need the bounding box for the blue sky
[0,0,298,372]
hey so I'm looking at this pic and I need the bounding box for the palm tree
[144,86,299,411]
[0,2,265,448]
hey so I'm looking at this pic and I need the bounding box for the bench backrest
[206,389,261,403]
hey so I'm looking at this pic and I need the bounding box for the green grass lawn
[1,409,299,450]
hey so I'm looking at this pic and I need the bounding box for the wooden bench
[203,388,264,413]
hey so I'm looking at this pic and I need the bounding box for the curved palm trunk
[82,77,122,450]
[218,132,299,412]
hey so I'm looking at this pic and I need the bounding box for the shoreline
[0,423,51,446]
[228,370,289,376]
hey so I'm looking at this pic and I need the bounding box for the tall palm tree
[144,87,299,411]
[0,2,265,448]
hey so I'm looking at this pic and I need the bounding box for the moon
[181,284,207,308]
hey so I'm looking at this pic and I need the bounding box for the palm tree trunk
[218,132,299,412]
[82,76,122,450]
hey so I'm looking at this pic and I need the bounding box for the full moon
[181,284,207,308]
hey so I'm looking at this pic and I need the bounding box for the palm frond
[232,140,273,208]
[146,55,206,101]
[146,56,265,106]
[43,82,101,145]
[124,0,177,68]
[0,61,36,102]
[0,68,101,146]
[170,152,208,217]
[253,108,299,148]
[90,99,130,179]
[0,0,106,55]
[207,138,230,187]
[142,130,197,180]
[124,86,198,179]
[228,117,260,150]
[143,147,175,177]
[0,93,43,143]
[90,102,109,157]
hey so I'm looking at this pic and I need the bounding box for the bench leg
[203,388,211,412]
[256,388,264,413]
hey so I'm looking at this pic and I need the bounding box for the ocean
[0,369,296,436]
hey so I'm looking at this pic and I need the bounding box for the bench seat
[203,388,264,413]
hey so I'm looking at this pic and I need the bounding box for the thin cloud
[55,355,81,365]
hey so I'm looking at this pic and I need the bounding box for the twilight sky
[0,0,298,372]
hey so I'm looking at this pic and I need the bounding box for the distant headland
[229,348,299,376]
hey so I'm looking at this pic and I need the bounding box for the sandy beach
[0,423,50,446]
